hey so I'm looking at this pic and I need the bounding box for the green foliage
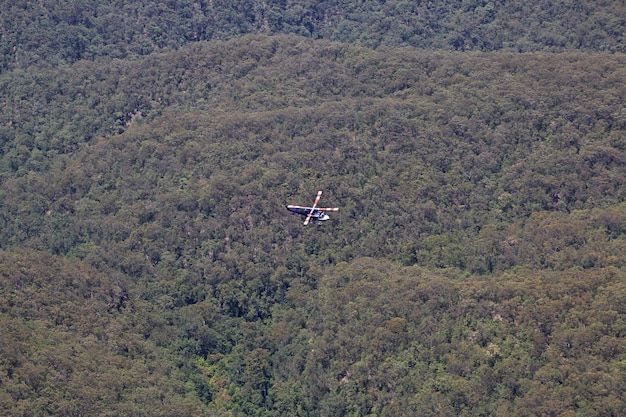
[2,28,626,416]
[2,0,625,72]
[266,259,626,415]
[3,36,626,273]
[0,250,215,416]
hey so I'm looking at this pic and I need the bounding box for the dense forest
[2,0,626,71]
[2,1,626,416]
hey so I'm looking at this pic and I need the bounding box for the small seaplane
[286,191,339,225]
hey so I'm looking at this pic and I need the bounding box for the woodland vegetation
[2,0,625,72]
[2,1,626,416]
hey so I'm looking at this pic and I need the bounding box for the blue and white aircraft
[286,191,339,225]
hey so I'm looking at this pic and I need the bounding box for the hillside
[2,34,626,415]
[0,250,216,416]
[2,0,625,71]
[3,36,626,269]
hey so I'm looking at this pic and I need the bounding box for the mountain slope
[0,249,217,416]
[2,34,626,415]
[2,36,626,272]
[2,0,625,71]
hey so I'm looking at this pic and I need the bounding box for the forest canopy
[2,1,626,415]
[2,0,625,71]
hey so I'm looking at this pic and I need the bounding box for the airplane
[286,191,339,225]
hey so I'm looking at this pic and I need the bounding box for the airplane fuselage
[286,206,330,221]
[286,191,338,225]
